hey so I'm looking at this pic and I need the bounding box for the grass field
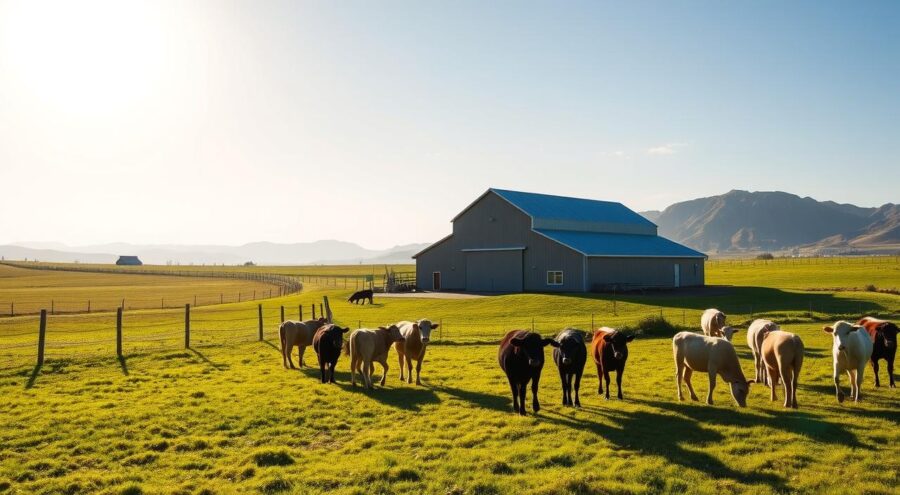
[0,264,284,315]
[0,261,898,494]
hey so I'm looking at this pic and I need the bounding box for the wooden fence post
[121,298,125,310]
[258,304,263,341]
[194,295,197,306]
[9,302,12,317]
[280,306,285,323]
[531,317,535,332]
[161,298,165,309]
[323,296,332,323]
[299,305,303,320]
[37,309,47,366]
[319,304,323,319]
[51,300,54,315]
[116,307,123,358]
[312,304,317,319]
[439,318,443,341]
[220,293,223,304]
[87,300,91,313]
[185,304,191,348]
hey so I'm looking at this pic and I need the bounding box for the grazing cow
[590,327,634,400]
[857,317,898,388]
[393,319,439,385]
[552,329,587,407]
[312,324,350,383]
[672,332,752,407]
[347,325,404,389]
[498,330,558,415]
[348,289,374,305]
[824,321,874,403]
[761,330,804,409]
[279,318,327,368]
[701,309,728,338]
[747,319,780,385]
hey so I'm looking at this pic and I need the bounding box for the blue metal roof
[535,229,706,258]
[491,188,656,227]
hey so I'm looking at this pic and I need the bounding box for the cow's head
[872,322,898,349]
[603,330,635,361]
[720,326,739,342]
[823,321,861,351]
[729,380,752,407]
[555,329,586,365]
[511,333,559,368]
[323,325,350,350]
[417,319,439,344]
[379,325,405,343]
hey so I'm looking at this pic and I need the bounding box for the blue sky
[0,1,897,248]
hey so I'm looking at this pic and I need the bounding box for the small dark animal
[552,328,587,407]
[348,289,374,305]
[312,324,350,383]
[498,330,559,415]
[857,317,898,388]
[590,327,634,400]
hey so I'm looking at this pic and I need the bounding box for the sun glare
[1,0,164,116]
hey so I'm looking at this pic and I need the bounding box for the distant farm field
[0,260,898,494]
[0,264,283,315]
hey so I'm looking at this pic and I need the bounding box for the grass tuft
[251,450,295,467]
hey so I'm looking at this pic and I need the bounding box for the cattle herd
[278,309,897,415]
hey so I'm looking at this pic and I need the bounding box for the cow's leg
[297,345,306,368]
[675,360,684,401]
[406,356,414,384]
[379,359,389,387]
[573,368,582,407]
[767,364,779,402]
[518,382,528,416]
[319,359,327,383]
[888,355,896,388]
[706,366,717,405]
[779,362,793,408]
[531,373,541,414]
[683,368,699,401]
[872,358,881,387]
[397,351,405,381]
[854,366,865,402]
[603,371,611,400]
[350,355,357,386]
[597,362,604,395]
[507,377,519,414]
[368,361,377,389]
[285,341,296,369]
[833,365,844,403]
[616,367,624,400]
[847,369,858,402]
[566,373,574,406]
[414,357,423,386]
[559,368,569,405]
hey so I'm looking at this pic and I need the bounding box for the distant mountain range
[0,240,428,266]
[641,190,900,255]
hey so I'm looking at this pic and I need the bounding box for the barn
[413,188,706,292]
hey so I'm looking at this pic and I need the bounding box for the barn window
[546,271,564,286]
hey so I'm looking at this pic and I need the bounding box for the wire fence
[706,256,900,267]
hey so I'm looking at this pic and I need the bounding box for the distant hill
[642,190,900,255]
[0,240,427,266]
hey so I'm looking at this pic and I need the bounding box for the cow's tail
[343,339,351,356]
[278,322,286,354]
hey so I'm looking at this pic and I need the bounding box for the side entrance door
[432,272,441,291]
[673,264,681,288]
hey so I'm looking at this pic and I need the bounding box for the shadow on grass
[118,356,129,375]
[189,348,228,371]
[334,372,441,411]
[430,384,510,412]
[260,340,281,353]
[24,363,41,389]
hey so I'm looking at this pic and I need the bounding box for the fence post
[116,307,123,358]
[258,304,263,341]
[312,304,317,319]
[323,296,332,323]
[37,309,47,366]
[121,298,125,310]
[299,305,303,320]
[239,293,242,303]
[185,304,191,348]
[439,318,443,341]
[253,290,256,300]
[162,298,164,309]
[51,300,54,315]
[87,300,91,313]
[280,306,285,323]
[9,302,12,317]
[531,317,535,332]
[319,303,323,319]
[220,293,223,304]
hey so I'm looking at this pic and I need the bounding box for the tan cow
[824,320,874,403]
[672,331,752,407]
[747,319,780,384]
[394,319,439,385]
[280,318,327,368]
[701,309,727,338]
[348,325,405,389]
[761,330,804,409]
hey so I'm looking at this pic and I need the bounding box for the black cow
[498,330,559,415]
[858,317,898,388]
[348,289,374,305]
[552,329,587,407]
[312,324,350,383]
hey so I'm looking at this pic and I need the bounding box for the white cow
[747,319,780,384]
[824,321,874,403]
[701,309,727,338]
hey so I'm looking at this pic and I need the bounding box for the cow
[672,331,752,407]
[701,309,728,338]
[347,325,404,389]
[348,289,374,305]
[760,330,804,409]
[857,317,898,388]
[312,324,350,384]
[747,319,780,385]
[719,326,739,342]
[393,319,439,385]
[279,318,327,368]
[824,320,874,403]
[498,330,558,415]
[590,327,634,400]
[552,329,587,407]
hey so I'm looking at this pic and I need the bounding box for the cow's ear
[378,326,388,331]
[603,334,613,342]
[543,338,560,348]
[849,326,861,332]
[625,334,635,342]
[341,327,350,333]
[731,329,740,334]
[823,326,834,334]
[510,337,525,347]
[431,324,439,330]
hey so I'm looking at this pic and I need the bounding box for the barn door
[432,272,441,291]
[673,264,681,288]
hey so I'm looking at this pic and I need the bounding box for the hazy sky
[1,1,897,249]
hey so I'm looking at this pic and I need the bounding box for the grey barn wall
[586,257,704,289]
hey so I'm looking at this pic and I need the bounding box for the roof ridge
[490,188,623,206]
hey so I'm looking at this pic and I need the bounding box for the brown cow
[348,325,404,389]
[590,327,634,400]
[672,331,752,407]
[857,317,898,388]
[393,319,439,385]
[761,330,804,408]
[279,318,327,368]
